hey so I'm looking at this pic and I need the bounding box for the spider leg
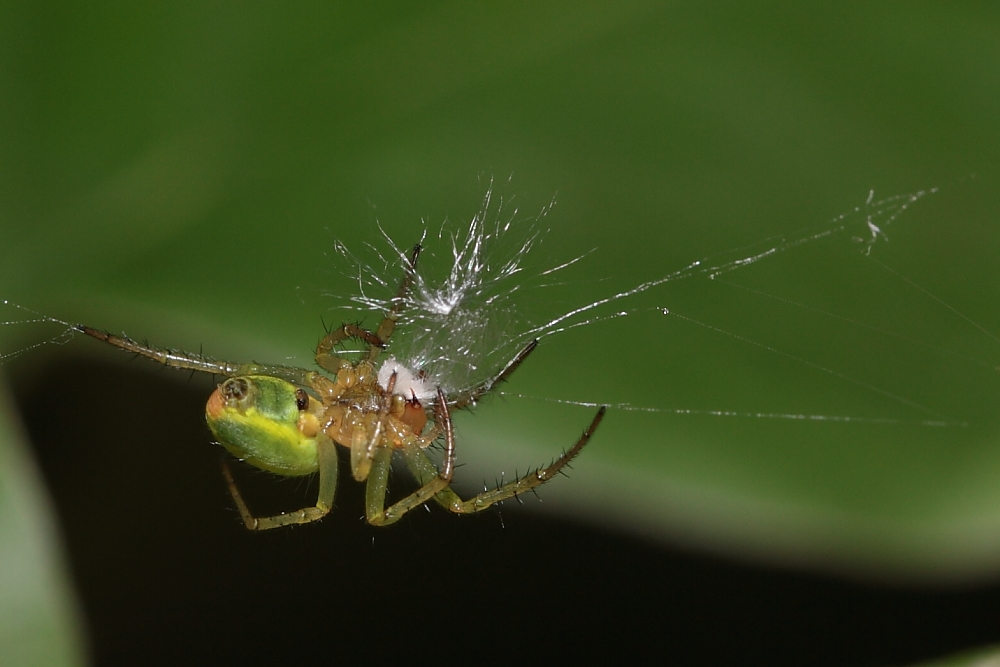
[450,338,539,410]
[222,433,339,531]
[315,323,385,374]
[403,406,606,514]
[369,243,421,360]
[77,325,340,388]
[401,448,465,512]
[364,388,456,526]
[313,243,421,372]
[349,408,384,482]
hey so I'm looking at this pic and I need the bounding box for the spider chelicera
[77,244,606,530]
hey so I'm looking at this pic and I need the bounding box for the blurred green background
[3,2,1000,665]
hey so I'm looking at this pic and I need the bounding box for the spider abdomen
[205,375,320,477]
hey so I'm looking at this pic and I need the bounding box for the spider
[76,243,606,530]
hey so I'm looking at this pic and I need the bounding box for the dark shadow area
[10,357,1000,666]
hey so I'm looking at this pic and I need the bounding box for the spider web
[3,181,987,431]
[321,181,965,427]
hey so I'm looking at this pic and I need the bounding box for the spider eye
[222,378,250,401]
[295,388,310,411]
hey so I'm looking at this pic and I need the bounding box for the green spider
[77,244,606,530]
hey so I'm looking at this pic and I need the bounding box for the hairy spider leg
[363,387,457,526]
[76,326,328,388]
[414,336,607,513]
[450,338,540,410]
[314,322,385,374]
[372,243,422,360]
[404,405,606,514]
[221,432,340,531]
[313,243,421,373]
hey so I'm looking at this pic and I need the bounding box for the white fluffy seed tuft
[377,355,437,401]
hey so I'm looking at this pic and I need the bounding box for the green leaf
[4,0,1000,588]
[0,384,86,666]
